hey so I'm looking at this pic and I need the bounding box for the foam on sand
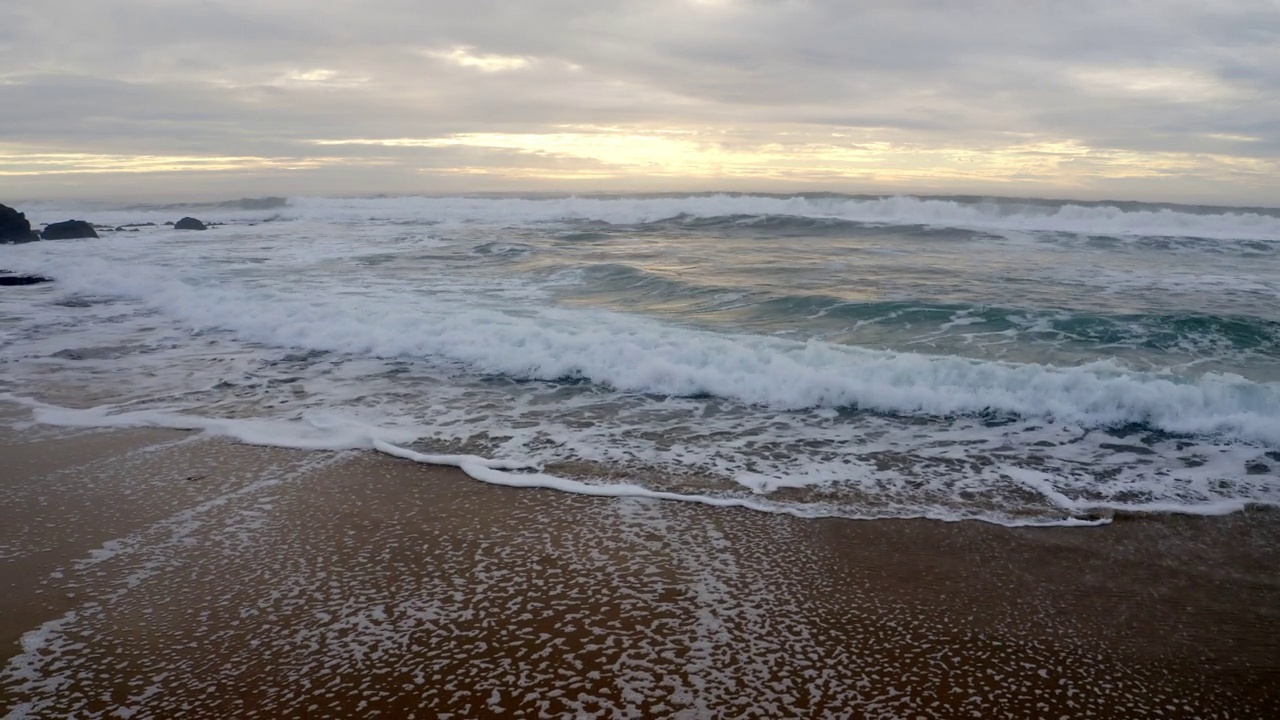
[19,398,1274,527]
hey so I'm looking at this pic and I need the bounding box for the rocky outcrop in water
[0,271,52,286]
[41,220,99,240]
[1,203,40,243]
[175,217,207,230]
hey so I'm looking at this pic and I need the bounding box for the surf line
[369,439,1109,527]
[2,394,1108,528]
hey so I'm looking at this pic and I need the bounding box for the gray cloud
[1,0,1277,203]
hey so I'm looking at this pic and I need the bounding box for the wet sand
[2,411,1279,718]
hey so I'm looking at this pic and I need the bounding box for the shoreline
[3,409,1279,717]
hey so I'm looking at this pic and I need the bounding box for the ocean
[2,193,1278,526]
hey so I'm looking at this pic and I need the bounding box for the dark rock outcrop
[0,273,53,286]
[41,220,99,240]
[174,217,207,230]
[1,203,40,243]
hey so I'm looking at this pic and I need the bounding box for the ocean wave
[274,194,1280,241]
[562,265,1280,355]
[754,297,1280,351]
[18,193,1280,242]
[6,249,1279,446]
[573,263,732,302]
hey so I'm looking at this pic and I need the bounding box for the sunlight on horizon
[312,128,1278,191]
[3,126,1277,202]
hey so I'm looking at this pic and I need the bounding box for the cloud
[425,46,534,73]
[0,0,1276,203]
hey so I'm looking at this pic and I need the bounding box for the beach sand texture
[3,410,1279,719]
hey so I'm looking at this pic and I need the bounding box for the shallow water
[2,193,1278,524]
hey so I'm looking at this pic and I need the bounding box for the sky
[1,0,1278,205]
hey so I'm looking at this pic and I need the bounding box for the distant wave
[128,196,290,211]
[18,194,1280,241]
[273,194,1280,241]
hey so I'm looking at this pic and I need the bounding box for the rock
[164,221,175,226]
[1,203,40,243]
[174,217,207,230]
[1099,442,1156,456]
[52,345,130,360]
[0,273,53,286]
[41,220,99,240]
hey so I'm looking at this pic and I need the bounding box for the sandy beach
[2,405,1279,719]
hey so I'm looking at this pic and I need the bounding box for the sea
[2,193,1278,526]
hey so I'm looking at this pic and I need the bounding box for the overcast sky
[2,0,1277,204]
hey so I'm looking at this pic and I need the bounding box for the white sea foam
[4,240,1279,445]
[4,397,1117,527]
[19,194,1280,241]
